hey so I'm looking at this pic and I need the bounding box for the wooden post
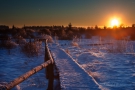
[45,39,54,90]
[45,39,49,79]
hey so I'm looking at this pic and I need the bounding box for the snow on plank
[50,47,100,90]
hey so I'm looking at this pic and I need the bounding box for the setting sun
[110,18,120,27]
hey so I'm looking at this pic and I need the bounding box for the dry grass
[5,40,18,54]
[40,34,54,43]
[89,71,102,80]
[106,40,133,53]
[71,42,79,47]
[15,36,26,45]
[21,41,41,57]
[65,49,70,55]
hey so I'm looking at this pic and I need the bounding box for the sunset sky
[0,0,135,28]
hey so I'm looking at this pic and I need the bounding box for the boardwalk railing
[2,39,54,90]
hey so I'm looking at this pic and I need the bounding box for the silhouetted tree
[104,26,107,30]
[132,24,135,28]
[95,25,98,29]
[68,23,72,29]
[12,25,15,30]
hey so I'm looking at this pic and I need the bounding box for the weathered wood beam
[4,60,52,90]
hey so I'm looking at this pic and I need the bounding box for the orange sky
[0,0,135,28]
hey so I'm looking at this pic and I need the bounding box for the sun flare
[111,18,120,27]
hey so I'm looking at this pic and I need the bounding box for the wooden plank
[51,48,100,90]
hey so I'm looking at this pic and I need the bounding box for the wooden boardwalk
[51,47,100,90]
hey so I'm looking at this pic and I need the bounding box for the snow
[50,47,100,90]
[0,38,135,90]
[0,46,48,90]
[56,39,135,90]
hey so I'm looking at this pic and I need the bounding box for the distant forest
[0,23,135,40]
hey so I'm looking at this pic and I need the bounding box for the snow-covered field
[0,37,135,90]
[57,38,135,90]
[0,45,48,90]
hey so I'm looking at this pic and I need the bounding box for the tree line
[0,24,135,40]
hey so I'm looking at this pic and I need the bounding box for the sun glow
[110,18,120,27]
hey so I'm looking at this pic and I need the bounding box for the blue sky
[0,0,135,27]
